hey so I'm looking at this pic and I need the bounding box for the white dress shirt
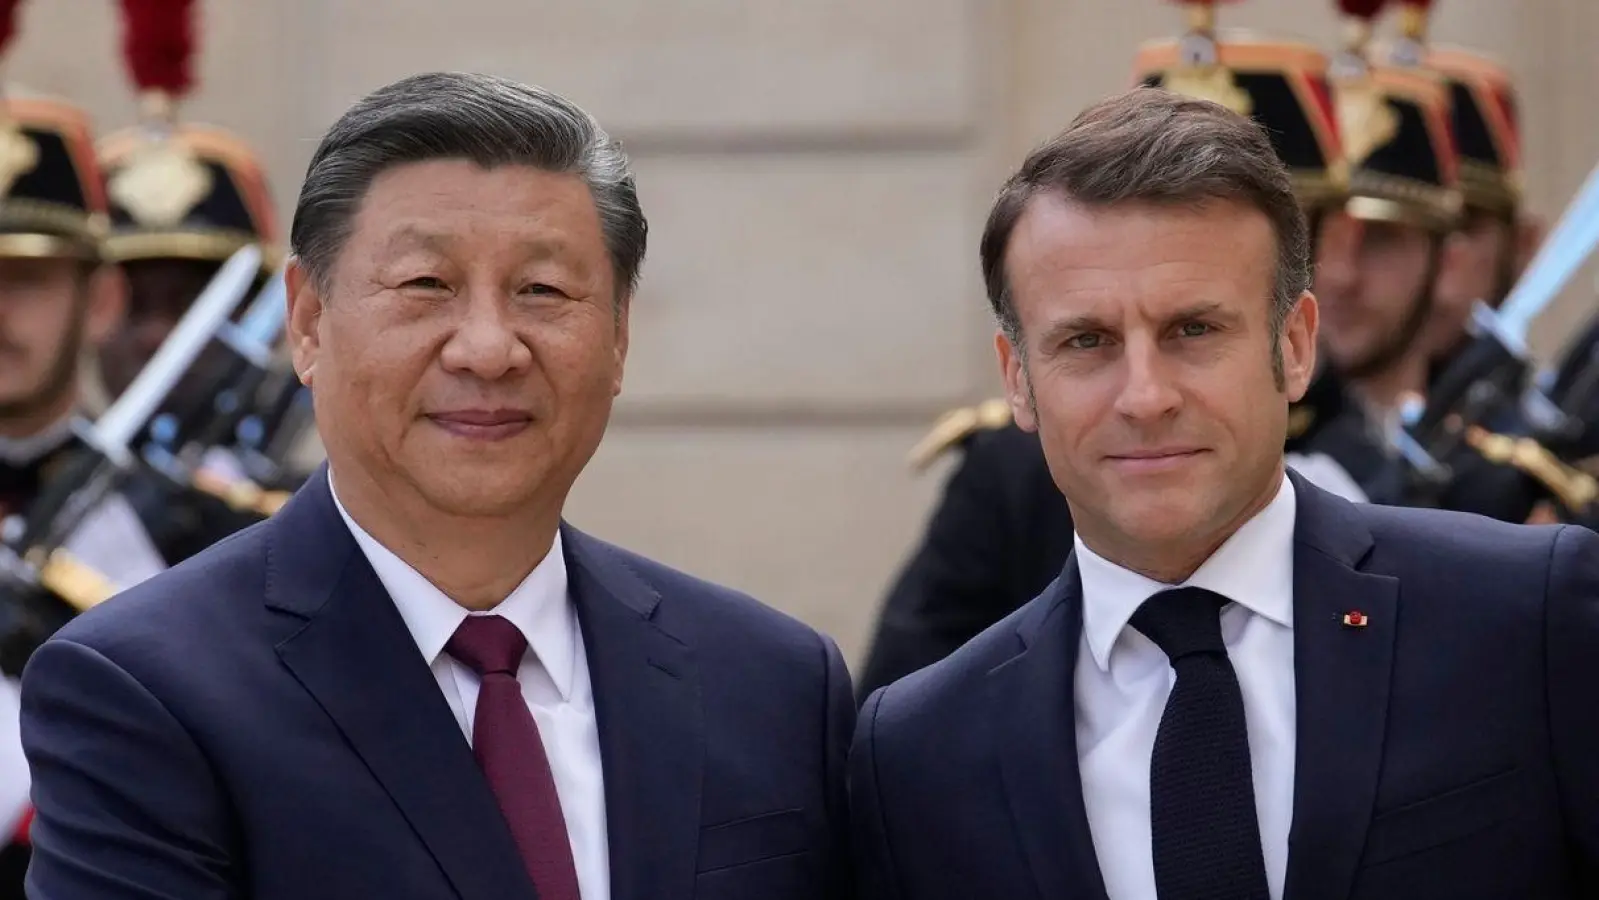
[329,475,610,900]
[1074,472,1298,900]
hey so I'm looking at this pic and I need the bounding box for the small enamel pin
[1342,610,1369,628]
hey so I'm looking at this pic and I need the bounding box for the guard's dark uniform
[1549,314,1599,463]
[857,410,1071,701]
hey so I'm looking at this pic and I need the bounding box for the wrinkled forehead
[348,161,609,266]
[1008,196,1278,310]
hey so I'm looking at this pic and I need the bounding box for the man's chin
[410,467,552,519]
[1104,475,1218,525]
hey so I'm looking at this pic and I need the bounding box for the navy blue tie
[1130,586,1270,900]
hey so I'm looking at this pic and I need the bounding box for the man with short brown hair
[849,86,1599,900]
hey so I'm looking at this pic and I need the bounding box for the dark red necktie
[446,615,582,900]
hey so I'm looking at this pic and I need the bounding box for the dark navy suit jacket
[851,471,1599,900]
[19,468,854,900]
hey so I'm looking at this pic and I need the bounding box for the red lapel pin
[1342,610,1368,628]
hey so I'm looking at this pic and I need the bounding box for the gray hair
[980,87,1310,386]
[289,71,647,302]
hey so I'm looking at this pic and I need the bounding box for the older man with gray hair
[17,72,854,900]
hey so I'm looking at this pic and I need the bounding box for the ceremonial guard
[0,0,273,891]
[1416,25,1540,377]
[857,0,1368,699]
[1413,9,1599,520]
[0,2,139,891]
[1321,0,1596,522]
[1401,9,1598,510]
[95,0,289,547]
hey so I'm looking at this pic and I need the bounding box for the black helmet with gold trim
[1328,0,1461,233]
[97,0,278,277]
[1382,0,1522,220]
[0,0,107,262]
[1133,0,1347,215]
[1425,47,1520,219]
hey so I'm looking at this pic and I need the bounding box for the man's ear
[1281,290,1319,401]
[284,258,324,387]
[995,329,1038,432]
[611,292,630,398]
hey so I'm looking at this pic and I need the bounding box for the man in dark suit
[849,85,1599,899]
[853,19,1386,702]
[19,71,853,900]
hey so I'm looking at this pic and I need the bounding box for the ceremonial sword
[13,243,263,557]
[1406,156,1599,454]
[144,267,288,475]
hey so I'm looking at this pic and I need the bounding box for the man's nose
[437,291,534,380]
[1112,337,1182,422]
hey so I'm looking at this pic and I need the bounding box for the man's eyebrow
[1037,313,1112,347]
[1164,300,1233,323]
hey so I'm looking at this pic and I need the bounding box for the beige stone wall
[10,0,1593,670]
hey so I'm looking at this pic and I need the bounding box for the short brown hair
[980,87,1310,362]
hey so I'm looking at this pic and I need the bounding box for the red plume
[0,0,21,58]
[1337,0,1389,19]
[120,0,197,97]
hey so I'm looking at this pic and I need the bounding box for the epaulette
[907,398,1014,473]
[1465,426,1599,515]
[29,548,115,613]
[191,469,291,518]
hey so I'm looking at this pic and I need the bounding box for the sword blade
[213,269,287,367]
[1495,158,1599,350]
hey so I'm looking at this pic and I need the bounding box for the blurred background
[9,0,1593,669]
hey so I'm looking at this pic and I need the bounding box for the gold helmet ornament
[1328,0,1462,232]
[98,0,279,279]
[1135,0,1347,213]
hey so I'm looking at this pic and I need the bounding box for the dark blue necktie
[1130,586,1270,900]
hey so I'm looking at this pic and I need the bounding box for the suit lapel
[266,468,538,900]
[1282,472,1399,900]
[564,526,703,900]
[991,559,1111,900]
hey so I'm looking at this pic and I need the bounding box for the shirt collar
[327,468,578,701]
[1076,471,1297,673]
